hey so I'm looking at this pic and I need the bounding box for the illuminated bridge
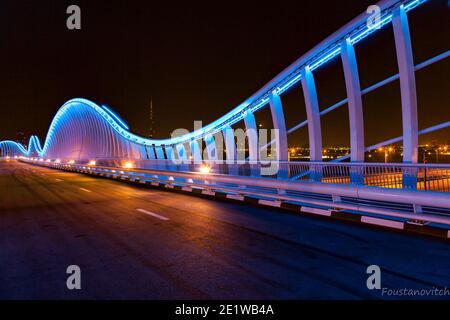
[2,0,450,234]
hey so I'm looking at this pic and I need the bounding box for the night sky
[0,0,448,146]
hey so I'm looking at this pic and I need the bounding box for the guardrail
[19,158,450,226]
[54,158,450,192]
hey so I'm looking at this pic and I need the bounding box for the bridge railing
[66,158,450,193]
[20,157,450,226]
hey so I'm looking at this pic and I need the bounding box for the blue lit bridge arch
[1,0,449,189]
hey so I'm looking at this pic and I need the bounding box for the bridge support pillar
[155,146,165,159]
[223,126,238,175]
[204,134,217,161]
[189,140,202,162]
[175,144,188,161]
[147,145,156,160]
[341,38,365,185]
[269,91,288,179]
[155,145,167,170]
[244,112,259,177]
[175,143,189,171]
[301,66,322,182]
[393,5,418,189]
[165,146,177,170]
[189,140,203,172]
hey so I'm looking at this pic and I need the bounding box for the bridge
[1,0,450,299]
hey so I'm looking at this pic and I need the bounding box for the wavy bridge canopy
[36,99,152,161]
[0,136,41,158]
[0,98,169,161]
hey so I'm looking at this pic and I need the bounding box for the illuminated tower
[149,97,154,138]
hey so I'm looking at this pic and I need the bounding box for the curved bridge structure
[1,0,449,191]
[0,136,41,158]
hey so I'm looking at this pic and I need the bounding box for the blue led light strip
[102,105,129,130]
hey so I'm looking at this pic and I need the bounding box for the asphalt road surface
[1,160,450,299]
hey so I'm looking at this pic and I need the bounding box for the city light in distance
[68,160,75,164]
[55,159,61,163]
[88,160,96,166]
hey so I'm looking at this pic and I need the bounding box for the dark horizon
[0,0,448,146]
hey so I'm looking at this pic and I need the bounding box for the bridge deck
[1,161,450,299]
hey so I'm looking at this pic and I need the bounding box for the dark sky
[0,0,448,146]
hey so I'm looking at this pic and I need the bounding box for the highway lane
[1,160,450,299]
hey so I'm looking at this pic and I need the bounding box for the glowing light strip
[0,135,41,156]
[0,140,29,155]
[349,14,393,45]
[102,105,129,130]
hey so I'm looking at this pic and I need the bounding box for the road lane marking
[136,209,169,221]
[79,188,92,193]
[55,178,63,182]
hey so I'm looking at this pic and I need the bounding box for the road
[1,160,450,299]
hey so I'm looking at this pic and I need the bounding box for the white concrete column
[189,140,202,162]
[269,91,288,179]
[175,143,188,161]
[165,145,176,161]
[269,91,288,161]
[165,145,177,170]
[341,38,365,163]
[244,112,259,176]
[223,126,238,175]
[204,133,217,161]
[301,66,323,162]
[393,5,418,164]
[155,146,165,160]
[223,126,236,163]
[244,113,258,163]
[148,146,156,160]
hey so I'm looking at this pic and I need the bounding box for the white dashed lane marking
[136,209,169,221]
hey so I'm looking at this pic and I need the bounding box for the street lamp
[384,147,393,163]
[436,147,442,163]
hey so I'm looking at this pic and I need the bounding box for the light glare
[199,165,211,174]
